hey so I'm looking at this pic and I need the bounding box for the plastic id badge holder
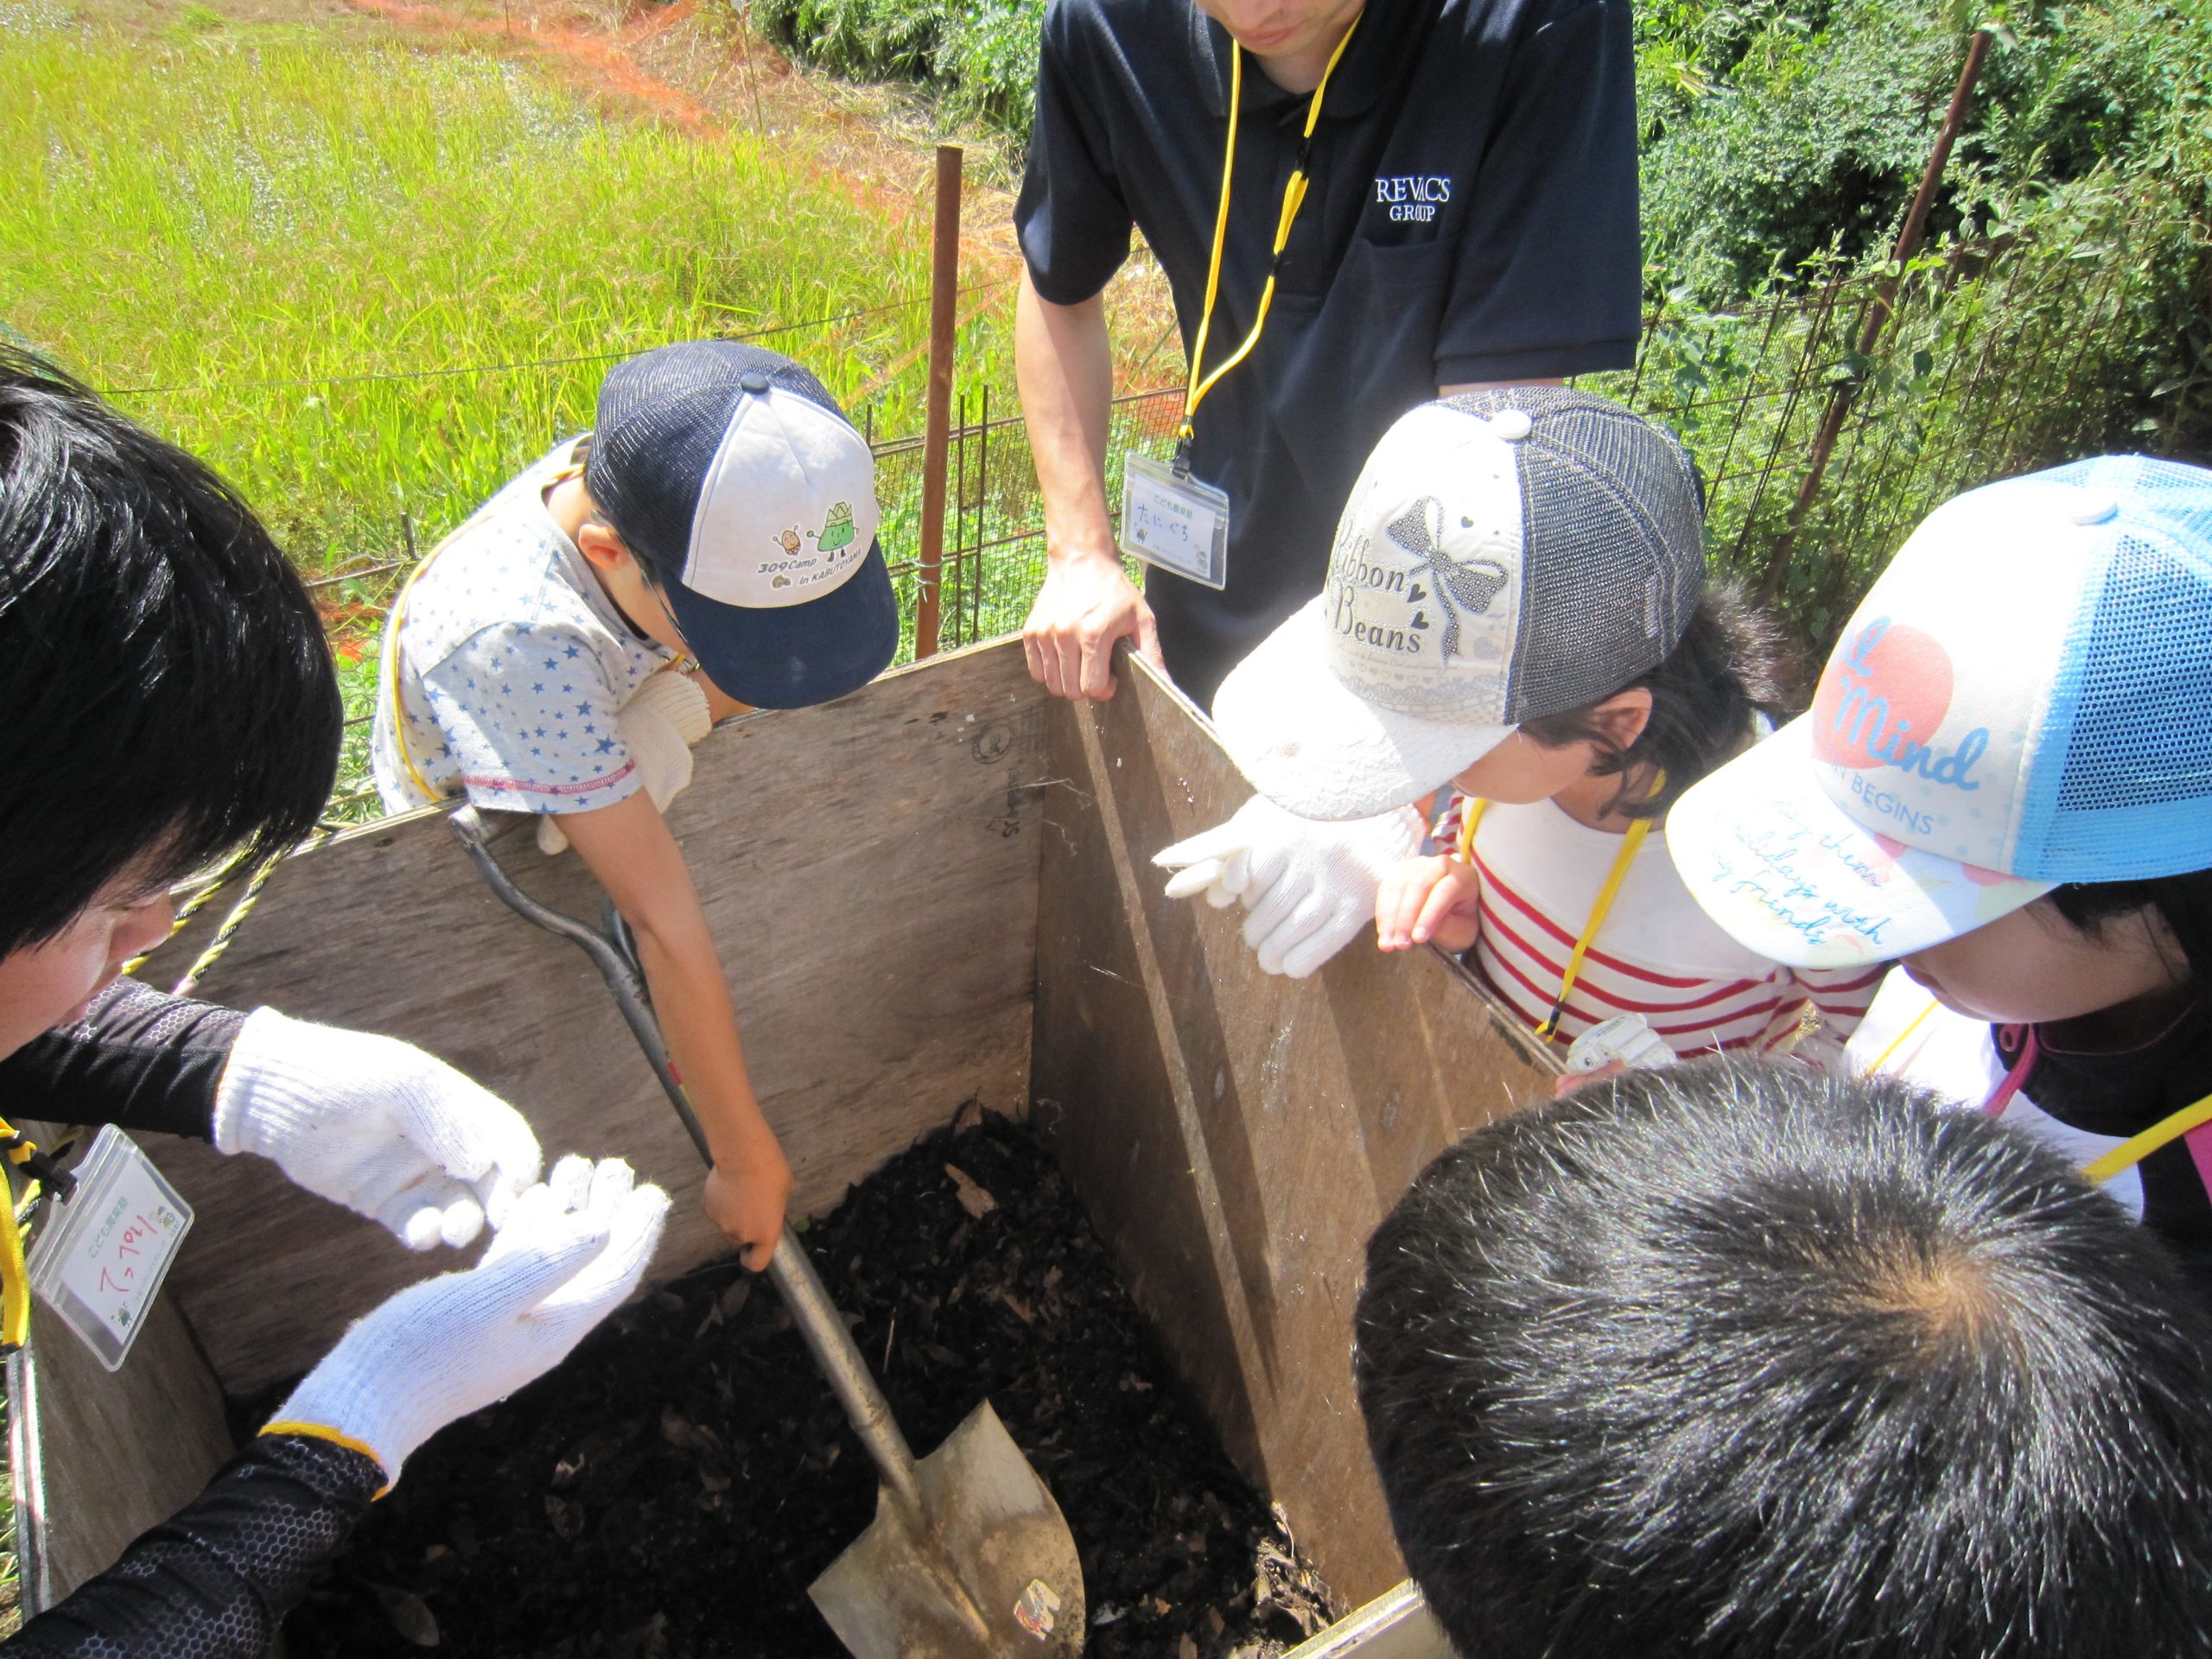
[27,1125,194,1370]
[1121,454,1230,590]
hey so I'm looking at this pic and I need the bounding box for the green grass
[0,10,1014,582]
[1,3,1020,813]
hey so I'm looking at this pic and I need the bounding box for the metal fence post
[1758,27,1993,604]
[914,143,963,659]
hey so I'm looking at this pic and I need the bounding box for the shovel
[448,806,1085,1658]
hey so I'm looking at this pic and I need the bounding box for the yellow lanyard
[1860,996,2212,1187]
[1456,791,1656,1044]
[0,1147,32,1352]
[2083,1093,2212,1185]
[0,1116,70,1353]
[1859,997,1940,1078]
[1179,16,1362,449]
[381,536,461,803]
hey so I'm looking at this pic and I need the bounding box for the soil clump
[288,1108,1334,1657]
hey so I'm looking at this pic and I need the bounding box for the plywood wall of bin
[137,638,1056,1396]
[1033,653,1560,1606]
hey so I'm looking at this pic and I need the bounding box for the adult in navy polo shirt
[1014,0,1641,709]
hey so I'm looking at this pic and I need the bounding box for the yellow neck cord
[382,544,452,803]
[1179,16,1362,446]
[1861,995,2212,1188]
[2082,1092,2212,1185]
[1456,786,1659,1044]
[1859,997,1939,1079]
[0,1117,40,1352]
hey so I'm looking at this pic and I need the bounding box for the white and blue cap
[586,340,896,709]
[1212,388,1707,820]
[1669,456,2212,969]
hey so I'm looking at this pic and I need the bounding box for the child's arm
[687,669,751,725]
[557,792,791,1269]
[1376,854,1483,954]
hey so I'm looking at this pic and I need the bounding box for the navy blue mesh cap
[586,340,896,709]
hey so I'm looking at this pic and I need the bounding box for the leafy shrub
[752,0,944,82]
[1637,0,2212,307]
[934,0,1047,133]
[747,0,1043,137]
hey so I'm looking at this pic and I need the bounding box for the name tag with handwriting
[29,1126,194,1371]
[1121,454,1230,589]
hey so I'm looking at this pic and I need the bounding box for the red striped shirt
[1434,792,1884,1066]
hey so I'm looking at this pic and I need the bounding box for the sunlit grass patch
[1,11,1010,578]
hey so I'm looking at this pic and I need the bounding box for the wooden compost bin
[8,638,1555,1639]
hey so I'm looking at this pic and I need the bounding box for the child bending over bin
[1155,388,1880,1065]
[373,340,898,1268]
[1667,456,2212,1287]
[1357,1058,2212,1658]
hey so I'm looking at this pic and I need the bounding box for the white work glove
[1154,795,1427,978]
[538,670,712,855]
[216,1008,544,1250]
[269,1155,669,1484]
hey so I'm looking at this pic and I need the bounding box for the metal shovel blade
[810,1399,1085,1659]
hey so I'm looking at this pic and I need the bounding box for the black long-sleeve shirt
[3,980,382,1657]
[1,979,243,1141]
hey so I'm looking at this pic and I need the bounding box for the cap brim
[662,538,899,710]
[1665,714,2052,969]
[1211,597,1516,820]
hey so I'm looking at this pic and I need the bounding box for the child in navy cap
[372,340,897,1269]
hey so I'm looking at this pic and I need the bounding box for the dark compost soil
[287,1108,1335,1658]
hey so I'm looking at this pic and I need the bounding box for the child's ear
[1591,686,1655,754]
[575,518,632,572]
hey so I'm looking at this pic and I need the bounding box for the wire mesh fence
[1592,217,2202,649]
[296,207,2202,821]
[876,383,1188,660]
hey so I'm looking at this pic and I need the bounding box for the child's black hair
[0,348,340,956]
[2048,868,2212,991]
[1517,576,1782,819]
[1355,1058,2212,1659]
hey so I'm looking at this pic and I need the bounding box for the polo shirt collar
[1190,0,1426,121]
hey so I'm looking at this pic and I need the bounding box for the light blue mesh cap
[1668,455,2212,969]
[2024,455,2212,878]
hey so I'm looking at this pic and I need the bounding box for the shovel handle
[766,1233,928,1518]
[446,805,931,1521]
[448,806,717,1162]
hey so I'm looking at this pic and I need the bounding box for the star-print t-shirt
[371,436,676,817]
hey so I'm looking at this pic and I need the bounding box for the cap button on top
[1488,410,1534,442]
[2068,492,2119,525]
[740,371,772,394]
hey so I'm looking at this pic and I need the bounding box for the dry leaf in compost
[543,1494,585,1541]
[944,1162,998,1217]
[373,1585,440,1648]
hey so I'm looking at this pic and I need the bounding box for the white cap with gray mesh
[1211,388,1707,820]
